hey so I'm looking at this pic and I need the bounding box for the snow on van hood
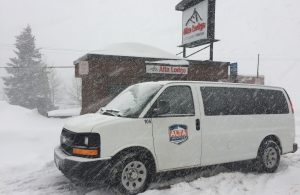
[63,113,118,133]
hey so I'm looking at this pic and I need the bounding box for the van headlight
[72,133,100,158]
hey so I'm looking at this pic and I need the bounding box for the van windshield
[100,82,163,118]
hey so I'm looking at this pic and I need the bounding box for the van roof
[145,81,284,90]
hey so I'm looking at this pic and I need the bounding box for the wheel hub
[263,147,277,169]
[128,168,138,181]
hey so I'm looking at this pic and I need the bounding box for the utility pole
[209,42,214,61]
[257,53,260,78]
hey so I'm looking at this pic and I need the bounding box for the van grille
[60,128,76,155]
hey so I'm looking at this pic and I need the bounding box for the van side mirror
[153,100,170,117]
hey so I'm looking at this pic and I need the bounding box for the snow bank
[48,107,81,118]
[142,150,300,195]
[90,42,182,60]
[0,101,67,192]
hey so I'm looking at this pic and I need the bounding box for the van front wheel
[109,154,152,194]
[257,140,281,173]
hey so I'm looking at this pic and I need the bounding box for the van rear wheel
[257,140,281,173]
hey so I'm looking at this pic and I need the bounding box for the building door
[151,85,201,171]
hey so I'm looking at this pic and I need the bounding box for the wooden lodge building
[74,43,229,114]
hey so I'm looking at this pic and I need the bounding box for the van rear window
[200,87,289,116]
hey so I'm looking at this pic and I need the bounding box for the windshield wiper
[102,111,115,116]
[100,108,123,117]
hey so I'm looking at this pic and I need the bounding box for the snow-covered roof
[88,42,182,60]
[145,59,189,66]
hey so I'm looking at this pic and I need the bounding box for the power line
[0,66,74,69]
[0,43,92,53]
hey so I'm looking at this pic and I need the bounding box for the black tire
[257,140,281,173]
[109,153,154,195]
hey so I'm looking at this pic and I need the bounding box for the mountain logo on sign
[149,66,158,72]
[186,8,203,26]
[183,8,206,35]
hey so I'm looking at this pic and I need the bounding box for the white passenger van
[54,81,297,194]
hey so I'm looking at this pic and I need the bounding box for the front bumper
[54,146,111,181]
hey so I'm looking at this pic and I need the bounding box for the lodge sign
[146,65,188,75]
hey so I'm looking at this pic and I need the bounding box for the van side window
[154,86,195,117]
[200,87,289,116]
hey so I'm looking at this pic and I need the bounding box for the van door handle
[196,119,200,131]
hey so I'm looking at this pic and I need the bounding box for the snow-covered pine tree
[2,25,54,115]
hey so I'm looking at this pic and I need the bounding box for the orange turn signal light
[72,148,99,156]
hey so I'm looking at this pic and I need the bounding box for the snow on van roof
[89,42,183,60]
[147,80,284,90]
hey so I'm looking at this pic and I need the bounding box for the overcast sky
[0,0,300,107]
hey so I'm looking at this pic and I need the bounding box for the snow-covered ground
[0,101,300,195]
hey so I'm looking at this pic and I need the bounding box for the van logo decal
[169,124,188,145]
